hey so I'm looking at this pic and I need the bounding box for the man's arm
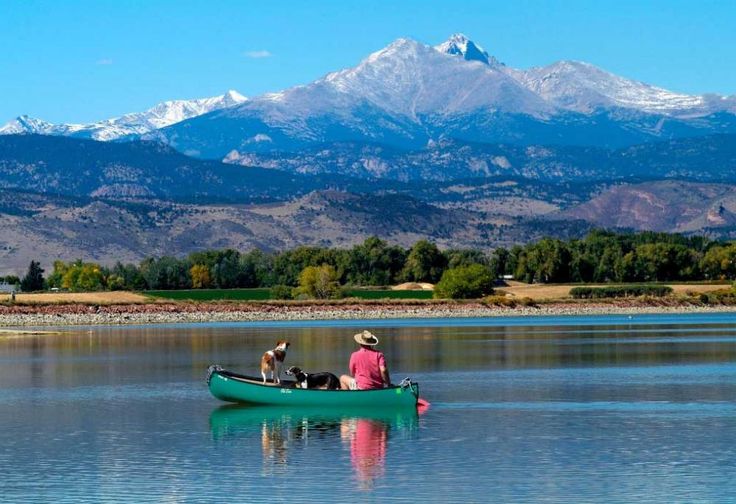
[380,366,391,387]
[349,354,356,376]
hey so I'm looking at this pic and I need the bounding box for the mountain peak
[222,90,247,105]
[435,33,499,66]
[363,37,426,64]
[0,115,55,135]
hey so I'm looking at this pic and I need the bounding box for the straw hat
[353,330,379,346]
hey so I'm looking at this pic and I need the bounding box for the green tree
[273,246,337,286]
[20,261,44,292]
[506,245,524,279]
[446,249,489,269]
[240,249,275,287]
[344,237,406,286]
[434,264,494,299]
[46,260,69,289]
[628,243,698,282]
[110,262,147,290]
[106,274,125,291]
[489,248,509,279]
[700,244,736,280]
[402,240,447,283]
[139,256,191,290]
[515,239,570,283]
[211,249,241,288]
[296,264,341,299]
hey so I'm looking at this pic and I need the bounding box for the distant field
[497,281,731,301]
[6,283,725,305]
[145,288,433,301]
[145,289,272,301]
[5,291,149,304]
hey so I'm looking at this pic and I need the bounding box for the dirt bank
[0,299,734,327]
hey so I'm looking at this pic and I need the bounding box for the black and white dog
[286,366,341,390]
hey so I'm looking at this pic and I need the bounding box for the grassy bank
[144,288,433,301]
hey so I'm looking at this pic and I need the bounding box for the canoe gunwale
[216,368,408,393]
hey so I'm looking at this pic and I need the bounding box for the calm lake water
[1,313,736,503]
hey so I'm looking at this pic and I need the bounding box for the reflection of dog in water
[261,419,289,466]
[261,415,343,467]
[286,366,341,390]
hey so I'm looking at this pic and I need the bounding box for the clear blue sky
[1,0,734,123]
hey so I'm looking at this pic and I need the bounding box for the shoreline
[1,300,735,327]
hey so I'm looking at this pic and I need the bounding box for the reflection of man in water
[341,418,389,490]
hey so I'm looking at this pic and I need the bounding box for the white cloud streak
[243,50,272,59]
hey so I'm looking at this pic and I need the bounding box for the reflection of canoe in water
[209,404,418,441]
[207,365,419,408]
[210,404,417,488]
[210,404,418,437]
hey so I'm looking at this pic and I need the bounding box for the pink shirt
[349,347,387,390]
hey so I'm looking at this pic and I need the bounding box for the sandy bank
[0,300,735,327]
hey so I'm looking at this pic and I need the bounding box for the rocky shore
[0,300,735,327]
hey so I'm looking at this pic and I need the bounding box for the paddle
[417,397,431,414]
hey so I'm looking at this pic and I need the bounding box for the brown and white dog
[261,340,290,384]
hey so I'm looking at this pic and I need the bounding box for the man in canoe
[340,330,391,390]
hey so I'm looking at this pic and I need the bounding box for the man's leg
[340,375,353,390]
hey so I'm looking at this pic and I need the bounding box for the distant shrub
[698,289,736,305]
[434,264,494,299]
[483,295,516,307]
[518,296,537,307]
[570,285,673,299]
[270,284,293,300]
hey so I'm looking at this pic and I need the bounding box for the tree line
[12,230,736,294]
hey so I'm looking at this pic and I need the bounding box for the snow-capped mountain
[0,90,247,141]
[435,34,735,117]
[151,36,560,156]
[153,34,735,158]
[4,34,735,157]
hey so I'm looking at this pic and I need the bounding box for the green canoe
[206,365,419,408]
